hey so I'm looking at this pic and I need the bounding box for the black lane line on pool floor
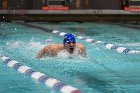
[16,22,53,33]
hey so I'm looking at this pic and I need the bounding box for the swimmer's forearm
[82,48,87,57]
[35,49,45,59]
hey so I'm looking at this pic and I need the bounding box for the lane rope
[52,30,140,55]
[11,22,138,89]
[0,55,80,93]
[18,22,140,55]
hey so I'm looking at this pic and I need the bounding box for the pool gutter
[0,9,140,22]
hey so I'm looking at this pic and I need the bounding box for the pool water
[0,22,140,93]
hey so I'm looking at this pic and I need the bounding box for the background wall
[62,0,123,10]
[8,0,28,9]
[0,0,8,9]
[129,0,140,6]
[88,0,123,9]
[0,0,124,10]
[0,0,2,9]
[31,0,43,9]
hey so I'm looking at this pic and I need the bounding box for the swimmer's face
[64,40,76,54]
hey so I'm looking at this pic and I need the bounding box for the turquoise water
[0,22,140,93]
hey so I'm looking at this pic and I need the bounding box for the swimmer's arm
[35,46,48,59]
[82,47,87,57]
[77,43,87,57]
[80,45,87,57]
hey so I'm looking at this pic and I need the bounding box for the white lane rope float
[0,55,80,93]
[17,22,140,55]
[52,30,140,55]
[52,30,137,84]
[2,40,136,85]
[11,23,138,88]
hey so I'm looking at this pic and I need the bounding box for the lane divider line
[52,30,140,54]
[17,22,140,55]
[0,55,80,93]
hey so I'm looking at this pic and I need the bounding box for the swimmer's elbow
[35,55,41,59]
[82,48,87,57]
[36,49,46,59]
[35,52,42,59]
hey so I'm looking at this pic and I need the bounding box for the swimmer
[36,33,86,59]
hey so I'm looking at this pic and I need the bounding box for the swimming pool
[0,22,140,93]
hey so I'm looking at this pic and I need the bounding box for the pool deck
[0,9,140,22]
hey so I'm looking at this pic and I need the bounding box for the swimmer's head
[63,33,76,44]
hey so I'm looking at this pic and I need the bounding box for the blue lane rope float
[52,30,140,55]
[16,22,140,55]
[0,55,80,93]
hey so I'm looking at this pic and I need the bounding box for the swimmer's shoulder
[45,44,64,50]
[76,43,85,50]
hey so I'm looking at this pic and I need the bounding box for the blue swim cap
[63,33,76,44]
